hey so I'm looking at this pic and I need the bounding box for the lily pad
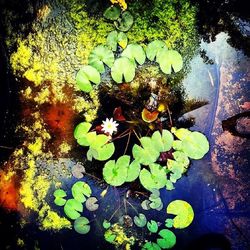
[103,219,111,229]
[103,5,121,20]
[64,199,83,220]
[72,163,86,179]
[107,31,128,51]
[141,200,151,210]
[88,45,114,73]
[156,48,183,74]
[126,160,141,182]
[74,217,90,234]
[114,11,134,32]
[74,122,91,139]
[85,197,99,211]
[146,40,167,61]
[147,220,158,233]
[121,44,146,65]
[111,57,135,83]
[71,181,92,203]
[166,200,194,229]
[139,163,167,190]
[134,213,147,227]
[53,189,67,206]
[165,218,174,228]
[142,242,161,250]
[157,229,176,249]
[76,65,101,92]
[103,155,130,186]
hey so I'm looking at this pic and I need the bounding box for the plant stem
[167,105,173,127]
[123,130,131,155]
[132,129,141,142]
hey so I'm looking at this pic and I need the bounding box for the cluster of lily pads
[74,121,209,191]
[53,181,99,234]
[75,4,183,92]
[101,199,194,249]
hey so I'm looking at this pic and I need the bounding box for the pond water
[0,0,249,250]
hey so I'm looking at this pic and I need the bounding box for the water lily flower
[101,118,119,135]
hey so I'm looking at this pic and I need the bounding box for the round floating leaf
[111,57,135,83]
[165,218,174,228]
[103,5,121,20]
[53,189,67,206]
[64,199,83,220]
[157,48,183,74]
[181,131,210,160]
[149,197,162,209]
[142,242,161,250]
[85,197,99,211]
[121,44,146,65]
[161,130,174,151]
[147,220,158,233]
[141,200,151,210]
[104,231,116,243]
[114,11,134,32]
[88,45,114,73]
[166,180,175,191]
[132,144,160,166]
[74,122,91,139]
[107,31,128,51]
[139,163,167,191]
[72,163,86,179]
[71,181,92,203]
[76,66,101,92]
[166,200,194,229]
[53,189,67,198]
[172,140,183,151]
[54,197,66,206]
[126,160,141,182]
[134,213,147,227]
[103,219,111,229]
[146,40,167,61]
[74,217,90,234]
[157,229,176,249]
[103,156,129,186]
[93,142,115,161]
[171,127,191,140]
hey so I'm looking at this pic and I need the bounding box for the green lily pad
[146,40,167,61]
[147,220,158,233]
[88,45,114,73]
[76,65,101,92]
[103,219,111,229]
[104,230,116,243]
[157,229,176,249]
[74,122,91,140]
[111,57,135,83]
[166,180,175,191]
[126,160,141,182]
[74,217,90,234]
[149,197,162,209]
[141,200,151,210]
[103,5,121,20]
[121,44,146,65]
[93,142,115,161]
[53,189,67,206]
[142,242,161,250]
[107,31,128,51]
[166,200,194,229]
[64,199,83,220]
[181,131,210,160]
[165,218,174,228]
[71,181,92,203]
[139,163,167,191]
[103,155,130,186]
[134,213,147,227]
[114,11,134,32]
[156,48,183,74]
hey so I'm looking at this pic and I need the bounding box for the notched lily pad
[114,11,134,32]
[72,163,86,179]
[134,213,147,227]
[85,197,99,211]
[103,5,121,20]
[107,31,128,51]
[157,229,176,249]
[74,216,90,234]
[64,199,83,220]
[71,181,92,203]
